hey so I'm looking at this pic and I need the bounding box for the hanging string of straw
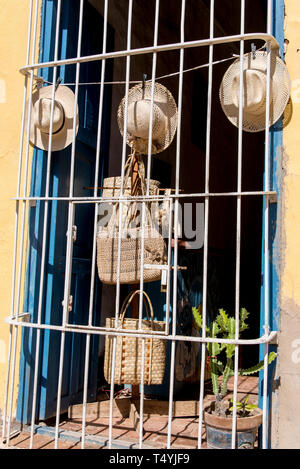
[33,55,237,88]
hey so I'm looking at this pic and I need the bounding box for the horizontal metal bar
[19,32,279,76]
[10,312,31,320]
[5,316,277,345]
[13,196,169,203]
[12,190,277,203]
[65,322,170,337]
[1,429,21,445]
[83,186,183,192]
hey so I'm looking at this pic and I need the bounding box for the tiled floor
[5,377,259,450]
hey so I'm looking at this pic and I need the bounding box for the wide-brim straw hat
[26,84,79,151]
[117,82,178,155]
[219,50,291,132]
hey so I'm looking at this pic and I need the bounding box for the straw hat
[219,50,291,132]
[117,82,178,155]
[26,84,79,151]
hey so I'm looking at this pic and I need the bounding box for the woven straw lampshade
[219,50,290,132]
[117,82,178,154]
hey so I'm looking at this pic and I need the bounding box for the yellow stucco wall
[283,1,300,303]
[0,1,32,415]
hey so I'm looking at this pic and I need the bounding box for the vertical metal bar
[198,0,214,449]
[262,0,273,450]
[231,0,245,450]
[137,0,160,449]
[165,197,174,333]
[4,0,40,446]
[167,0,186,449]
[29,0,62,448]
[54,0,85,449]
[81,0,109,449]
[14,0,40,331]
[139,0,160,328]
[108,0,134,450]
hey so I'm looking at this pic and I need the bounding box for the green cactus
[192,306,277,417]
[239,351,277,376]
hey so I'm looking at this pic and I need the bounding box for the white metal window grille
[2,0,280,450]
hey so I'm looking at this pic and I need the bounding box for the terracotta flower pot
[204,401,263,449]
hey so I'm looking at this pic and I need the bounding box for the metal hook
[55,77,62,92]
[34,81,43,91]
[142,73,147,89]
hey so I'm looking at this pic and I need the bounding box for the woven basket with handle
[104,290,166,385]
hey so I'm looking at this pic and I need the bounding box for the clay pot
[203,401,263,449]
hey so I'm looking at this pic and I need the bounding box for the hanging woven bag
[96,152,167,285]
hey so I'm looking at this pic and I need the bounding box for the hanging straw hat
[219,50,291,132]
[117,82,178,155]
[26,84,79,151]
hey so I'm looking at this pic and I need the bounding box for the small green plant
[228,395,258,417]
[192,306,277,418]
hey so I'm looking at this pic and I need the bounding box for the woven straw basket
[100,175,161,247]
[104,290,166,385]
[97,225,166,285]
[97,151,167,284]
[97,174,166,284]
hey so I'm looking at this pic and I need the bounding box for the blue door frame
[17,0,113,423]
[258,0,284,449]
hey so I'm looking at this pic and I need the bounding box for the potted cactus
[192,307,277,449]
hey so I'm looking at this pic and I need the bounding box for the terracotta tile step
[5,377,258,449]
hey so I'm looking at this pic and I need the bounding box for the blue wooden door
[17,0,113,423]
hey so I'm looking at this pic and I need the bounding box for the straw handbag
[96,215,166,285]
[104,290,166,385]
[96,152,167,285]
